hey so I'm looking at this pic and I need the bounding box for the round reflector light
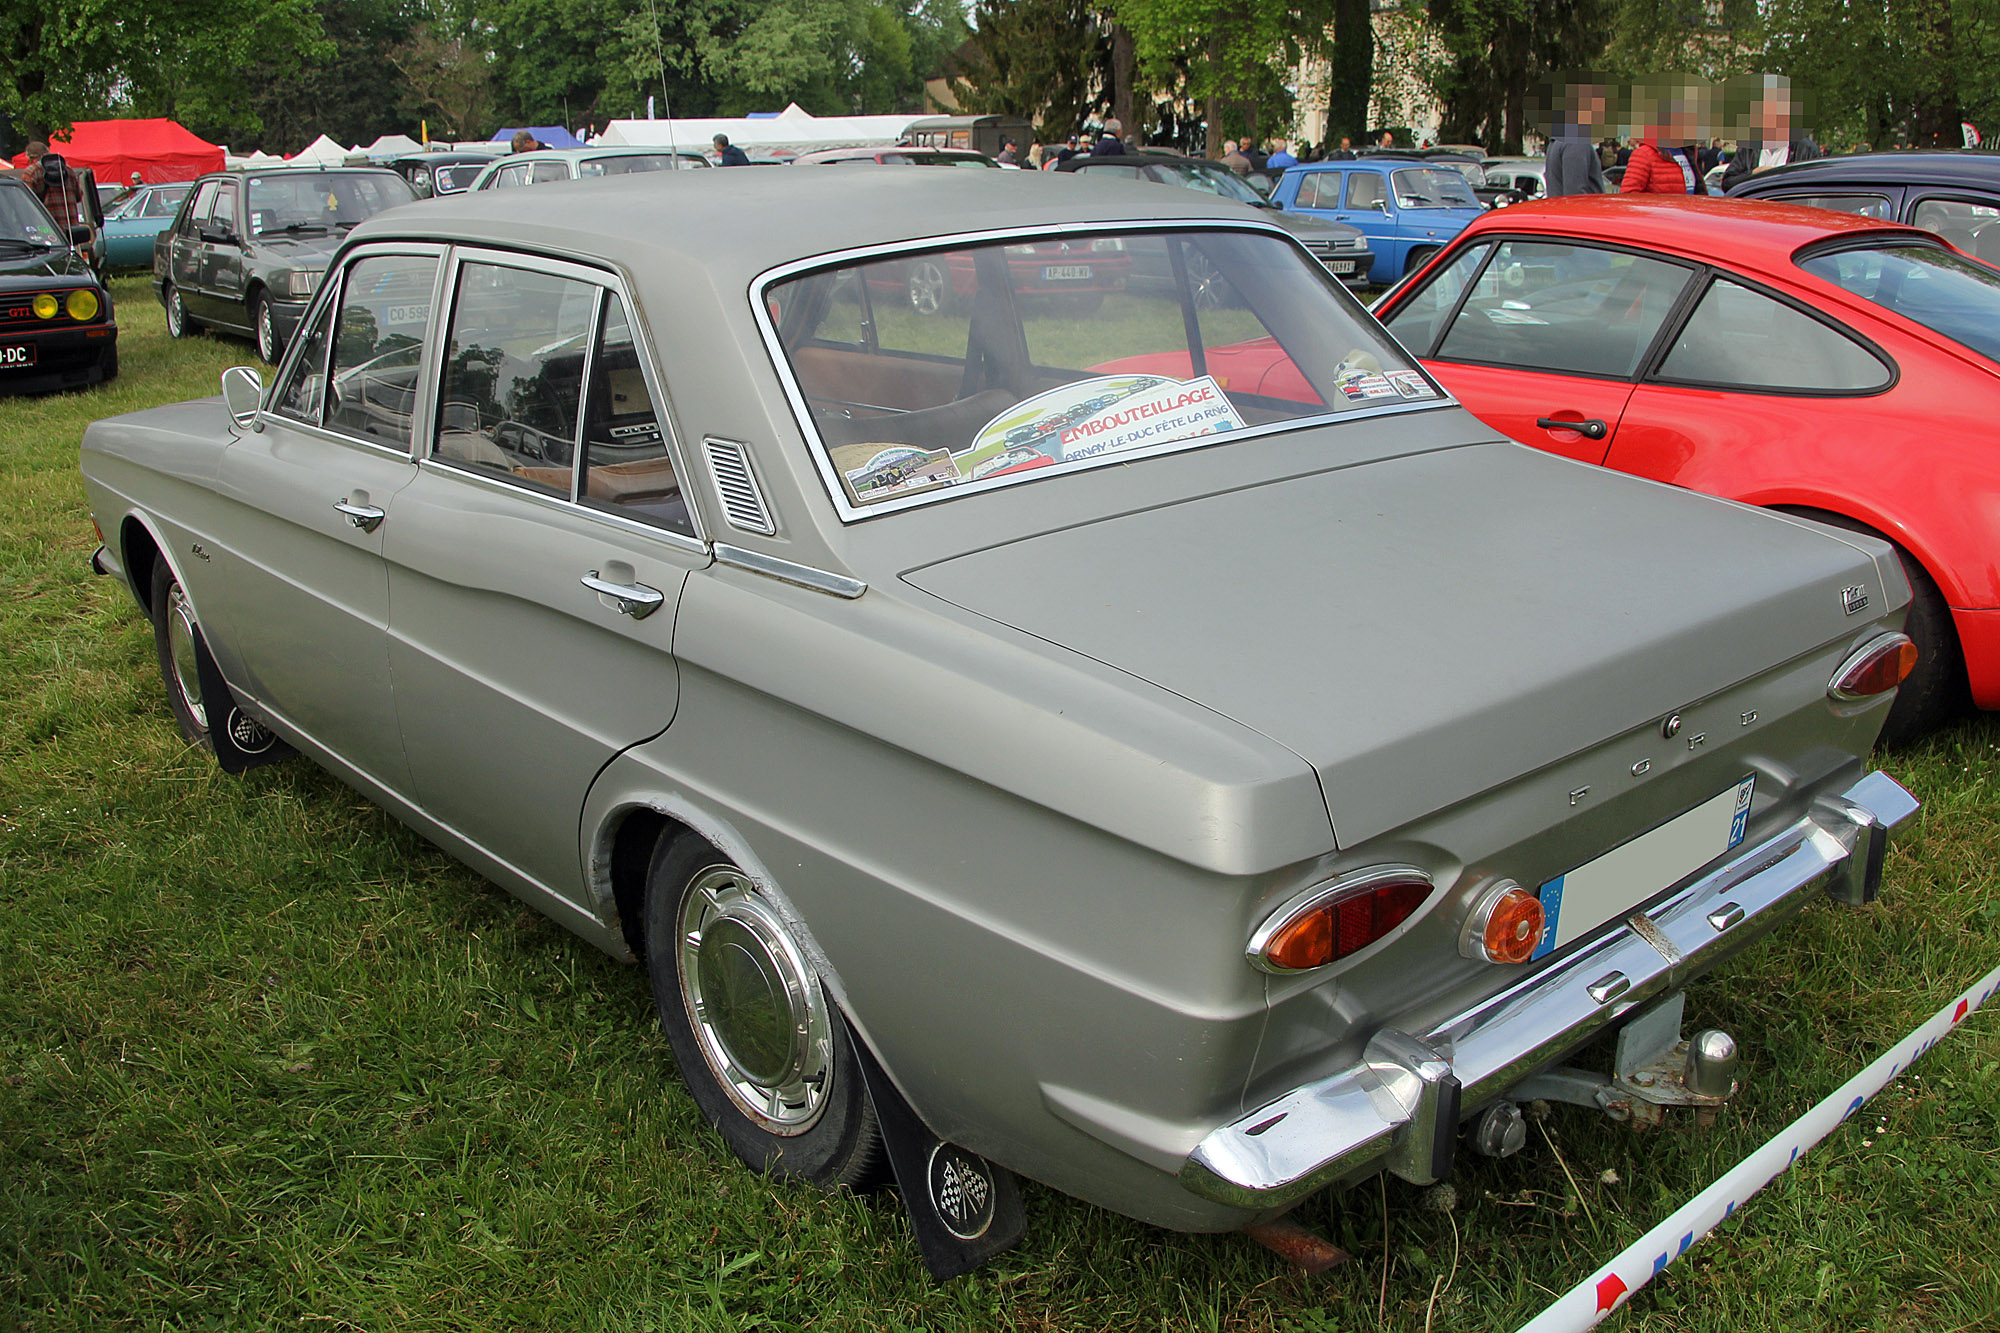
[66,288,99,321]
[1459,880,1544,965]
[1830,632,1918,701]
[32,292,59,320]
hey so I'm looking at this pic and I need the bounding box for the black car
[1727,150,2000,262]
[0,175,117,394]
[1056,151,1376,288]
[382,150,504,198]
[153,166,418,364]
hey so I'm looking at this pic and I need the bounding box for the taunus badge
[1842,585,1870,616]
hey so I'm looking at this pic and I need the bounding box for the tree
[1323,0,1373,145]
[240,0,422,154]
[954,0,1107,137]
[1113,0,1334,149]
[389,19,497,140]
[1,0,325,146]
[1425,0,1612,152]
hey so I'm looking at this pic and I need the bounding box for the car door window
[319,254,442,447]
[530,162,570,184]
[490,163,531,189]
[1766,191,1891,220]
[1910,197,2000,256]
[1382,242,1491,356]
[1344,173,1386,211]
[1436,241,1694,378]
[435,261,599,496]
[578,292,693,534]
[273,296,334,425]
[211,184,237,238]
[183,181,218,236]
[1654,277,1890,392]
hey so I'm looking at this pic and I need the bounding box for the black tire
[149,559,212,751]
[98,342,119,384]
[1404,246,1440,280]
[643,835,884,1188]
[1784,508,1969,747]
[252,292,282,365]
[163,284,193,338]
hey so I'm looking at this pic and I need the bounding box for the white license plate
[385,303,430,325]
[1323,260,1355,274]
[1534,775,1755,958]
[0,343,36,367]
[1042,265,1093,281]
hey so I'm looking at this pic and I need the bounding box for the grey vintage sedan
[81,169,1922,1275]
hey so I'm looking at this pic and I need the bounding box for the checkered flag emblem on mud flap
[930,1147,994,1238]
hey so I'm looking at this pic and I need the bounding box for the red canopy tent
[10,118,224,184]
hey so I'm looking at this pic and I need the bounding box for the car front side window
[1382,242,1492,356]
[1344,173,1386,210]
[1435,240,1694,378]
[322,254,442,448]
[434,261,599,496]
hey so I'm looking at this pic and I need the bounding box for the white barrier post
[1515,960,2000,1333]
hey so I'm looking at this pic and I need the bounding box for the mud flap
[848,1025,1026,1279]
[192,625,296,774]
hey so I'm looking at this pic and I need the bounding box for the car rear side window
[1435,240,1694,378]
[1909,197,2000,257]
[1800,242,2000,365]
[1764,192,1892,219]
[577,292,693,535]
[435,261,599,496]
[1654,277,1889,392]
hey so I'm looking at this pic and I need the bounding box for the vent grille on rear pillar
[703,438,776,535]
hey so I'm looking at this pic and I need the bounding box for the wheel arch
[117,511,195,621]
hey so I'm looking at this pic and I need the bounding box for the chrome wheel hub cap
[165,583,207,731]
[678,866,832,1133]
[907,262,946,315]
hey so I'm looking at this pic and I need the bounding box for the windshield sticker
[967,374,1243,470]
[1337,371,1398,401]
[1387,369,1434,399]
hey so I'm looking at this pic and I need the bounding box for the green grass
[2,278,1998,1331]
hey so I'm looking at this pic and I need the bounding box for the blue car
[100,183,191,268]
[1271,159,1483,284]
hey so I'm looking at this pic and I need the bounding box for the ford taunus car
[80,170,1921,1275]
[0,175,117,393]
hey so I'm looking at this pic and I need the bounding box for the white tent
[224,149,288,169]
[360,133,424,157]
[289,133,358,166]
[599,103,922,156]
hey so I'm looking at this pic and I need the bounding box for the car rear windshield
[1798,242,2000,364]
[1391,168,1479,208]
[763,227,1439,517]
[247,172,417,235]
[578,154,683,176]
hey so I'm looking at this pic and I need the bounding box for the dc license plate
[1534,775,1755,959]
[0,343,36,368]
[1042,265,1093,281]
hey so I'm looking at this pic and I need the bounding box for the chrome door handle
[582,571,665,619]
[333,499,386,531]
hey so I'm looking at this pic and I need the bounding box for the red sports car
[1372,194,2000,744]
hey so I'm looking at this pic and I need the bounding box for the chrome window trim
[265,242,451,460]
[432,243,706,544]
[414,453,713,559]
[714,543,866,599]
[750,218,1458,525]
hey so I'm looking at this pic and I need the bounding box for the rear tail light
[1248,866,1435,973]
[1830,632,1918,701]
[1459,879,1544,965]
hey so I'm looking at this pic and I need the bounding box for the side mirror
[221,365,265,431]
[68,224,92,245]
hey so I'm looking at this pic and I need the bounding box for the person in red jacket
[1620,137,1690,193]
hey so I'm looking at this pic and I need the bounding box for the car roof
[354,166,1283,276]
[202,165,406,179]
[1456,193,1929,265]
[1733,150,2000,193]
[793,147,991,164]
[501,147,697,164]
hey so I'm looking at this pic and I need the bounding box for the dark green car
[153,166,417,364]
[0,175,116,394]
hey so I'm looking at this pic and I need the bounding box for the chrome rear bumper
[1181,770,1918,1210]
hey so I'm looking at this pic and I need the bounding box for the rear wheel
[149,559,211,751]
[1403,246,1440,280]
[163,284,193,338]
[1783,508,1968,746]
[252,292,281,365]
[643,836,884,1187]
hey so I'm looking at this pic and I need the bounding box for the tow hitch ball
[1474,992,1742,1153]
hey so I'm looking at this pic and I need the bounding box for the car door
[201,245,444,797]
[1391,237,1697,463]
[384,251,705,905]
[200,180,249,330]
[168,179,219,320]
[1336,171,1402,281]
[1610,273,1896,494]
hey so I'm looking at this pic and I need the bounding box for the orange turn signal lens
[1460,879,1545,964]
[1830,632,1918,701]
[1250,868,1435,973]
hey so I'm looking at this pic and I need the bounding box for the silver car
[80,169,1921,1276]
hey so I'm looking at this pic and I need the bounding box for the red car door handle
[1536,416,1608,441]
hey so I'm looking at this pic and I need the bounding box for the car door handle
[333,499,386,531]
[1535,416,1609,441]
[581,571,665,619]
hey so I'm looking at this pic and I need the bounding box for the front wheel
[643,836,884,1187]
[150,559,211,750]
[252,293,282,365]
[163,284,193,339]
[906,259,951,316]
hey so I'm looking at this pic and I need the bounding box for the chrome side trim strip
[713,543,867,599]
[1179,770,1917,1210]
